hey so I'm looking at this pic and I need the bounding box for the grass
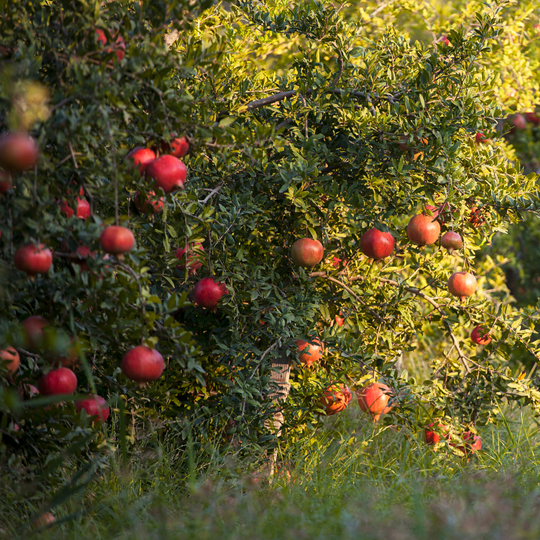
[3,401,540,540]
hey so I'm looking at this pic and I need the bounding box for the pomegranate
[0,132,39,171]
[22,315,49,350]
[99,225,135,255]
[14,243,53,276]
[76,395,110,422]
[296,338,323,367]
[524,112,540,125]
[96,29,125,61]
[440,231,463,251]
[147,155,187,193]
[452,431,482,456]
[38,367,77,395]
[193,277,228,309]
[176,243,204,273]
[448,272,477,298]
[407,214,440,246]
[426,202,452,224]
[475,132,488,143]
[127,147,156,174]
[468,206,486,227]
[291,238,324,268]
[335,313,344,327]
[424,423,449,445]
[0,170,11,193]
[71,245,94,272]
[134,191,164,214]
[318,384,352,415]
[164,136,189,158]
[511,113,527,130]
[471,325,491,345]
[360,228,394,260]
[59,197,91,219]
[357,382,393,421]
[33,512,55,528]
[440,34,450,46]
[121,345,165,384]
[0,346,20,375]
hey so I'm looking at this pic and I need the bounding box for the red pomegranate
[424,422,449,445]
[134,191,165,214]
[296,338,323,367]
[147,155,187,193]
[127,147,156,174]
[33,512,55,528]
[0,170,11,193]
[440,34,450,46]
[38,367,77,395]
[0,346,20,375]
[71,245,94,272]
[426,202,453,224]
[407,214,440,246]
[169,136,189,158]
[357,382,393,421]
[193,277,228,309]
[76,395,110,422]
[475,132,488,143]
[524,112,540,126]
[22,315,49,350]
[99,226,135,255]
[452,431,482,456]
[448,272,477,299]
[96,29,125,61]
[0,132,39,171]
[360,228,395,260]
[291,238,324,268]
[335,313,344,327]
[59,197,91,219]
[121,345,165,384]
[511,113,527,130]
[468,206,486,227]
[318,384,352,415]
[176,243,204,273]
[14,243,53,276]
[471,325,491,345]
[440,231,463,251]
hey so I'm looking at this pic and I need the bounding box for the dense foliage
[3,0,540,518]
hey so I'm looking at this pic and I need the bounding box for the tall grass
[3,400,540,540]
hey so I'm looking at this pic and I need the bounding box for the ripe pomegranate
[71,245,94,272]
[468,206,486,227]
[33,512,55,528]
[134,191,164,214]
[335,313,344,327]
[440,34,450,46]
[452,431,482,456]
[99,225,135,255]
[22,315,49,350]
[0,132,39,171]
[193,277,229,309]
[121,345,165,384]
[440,231,463,251]
[475,132,488,143]
[14,243,53,276]
[426,202,453,224]
[524,112,540,126]
[168,136,190,158]
[296,338,323,367]
[147,155,187,193]
[0,346,20,375]
[511,113,527,130]
[96,29,126,61]
[176,243,205,273]
[0,170,11,193]
[59,197,91,219]
[424,423,449,445]
[127,147,156,174]
[38,367,77,395]
[318,384,352,415]
[291,238,324,268]
[407,214,440,246]
[76,395,110,422]
[471,325,491,345]
[360,228,395,260]
[448,272,477,299]
[357,382,393,421]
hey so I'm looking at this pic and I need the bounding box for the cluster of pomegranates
[424,422,482,457]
